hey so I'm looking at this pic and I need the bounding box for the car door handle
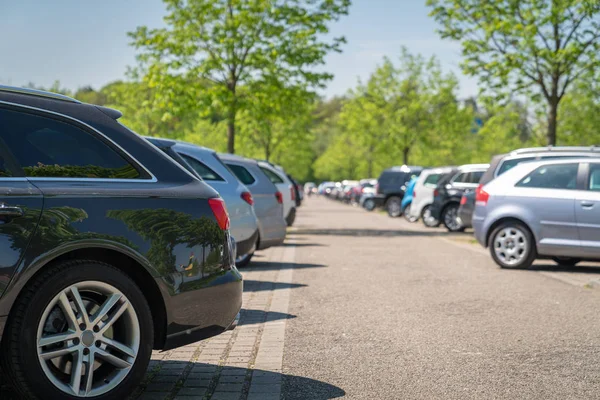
[0,204,24,217]
[581,201,594,209]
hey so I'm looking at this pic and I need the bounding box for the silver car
[473,158,600,269]
[145,138,260,267]
[219,154,287,251]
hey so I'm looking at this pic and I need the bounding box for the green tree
[129,0,350,154]
[427,0,600,145]
[558,81,600,145]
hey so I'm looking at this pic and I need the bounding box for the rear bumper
[373,195,386,208]
[236,229,258,256]
[472,216,487,247]
[163,268,243,350]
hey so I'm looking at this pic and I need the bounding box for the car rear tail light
[275,191,283,204]
[290,185,296,201]
[475,184,489,206]
[208,198,230,230]
[241,191,254,206]
[460,195,467,205]
[433,189,439,197]
[413,190,416,199]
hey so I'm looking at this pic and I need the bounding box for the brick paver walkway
[136,243,296,400]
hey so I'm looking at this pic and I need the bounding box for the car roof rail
[510,145,600,155]
[0,84,81,104]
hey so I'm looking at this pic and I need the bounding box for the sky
[0,0,479,99]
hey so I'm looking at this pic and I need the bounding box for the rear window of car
[423,173,441,186]
[470,170,484,183]
[260,167,284,184]
[179,153,224,181]
[226,163,256,185]
[516,163,578,190]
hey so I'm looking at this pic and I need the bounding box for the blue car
[401,176,419,222]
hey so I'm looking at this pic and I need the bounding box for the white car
[258,161,297,226]
[409,166,454,226]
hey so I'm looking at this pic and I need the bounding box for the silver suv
[473,158,600,269]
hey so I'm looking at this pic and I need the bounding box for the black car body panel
[0,90,242,348]
[374,166,423,207]
[430,166,487,221]
[457,190,475,228]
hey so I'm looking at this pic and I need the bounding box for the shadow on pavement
[293,228,464,237]
[135,362,345,399]
[528,264,600,274]
[246,261,326,270]
[243,280,307,292]
[238,309,297,326]
[280,242,328,248]
[2,362,346,400]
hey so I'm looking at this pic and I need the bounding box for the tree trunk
[265,145,270,162]
[547,99,558,146]
[367,159,373,179]
[227,113,235,154]
[402,147,410,165]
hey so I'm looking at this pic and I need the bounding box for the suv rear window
[226,163,256,185]
[423,174,441,186]
[1,108,141,179]
[516,163,578,190]
[180,153,224,181]
[260,167,284,184]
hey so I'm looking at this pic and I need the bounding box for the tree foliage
[427,0,600,145]
[129,0,350,153]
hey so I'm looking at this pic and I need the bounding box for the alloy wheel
[36,281,140,397]
[443,205,461,231]
[493,227,528,266]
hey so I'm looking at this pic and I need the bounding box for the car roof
[383,165,422,173]
[457,163,490,172]
[508,146,600,155]
[421,166,455,175]
[218,152,258,165]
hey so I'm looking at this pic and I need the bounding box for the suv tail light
[275,191,283,204]
[433,189,439,197]
[241,191,254,206]
[475,184,489,206]
[290,185,296,201]
[460,195,467,205]
[208,198,230,230]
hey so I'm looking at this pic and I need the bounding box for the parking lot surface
[3,196,600,399]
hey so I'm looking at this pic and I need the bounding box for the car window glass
[497,157,536,176]
[1,108,140,179]
[179,153,224,181]
[423,174,440,186]
[452,172,469,183]
[260,167,284,184]
[516,163,578,190]
[588,165,600,191]
[469,171,484,183]
[0,153,14,177]
[226,163,255,185]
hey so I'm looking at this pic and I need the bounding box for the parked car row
[321,145,600,270]
[0,85,297,399]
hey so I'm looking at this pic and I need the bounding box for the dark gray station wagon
[0,86,242,399]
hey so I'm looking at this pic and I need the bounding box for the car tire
[421,205,440,227]
[489,221,537,269]
[552,257,581,267]
[1,260,153,400]
[286,207,296,227]
[236,252,254,268]
[363,199,376,211]
[442,203,464,232]
[403,204,418,223]
[386,197,402,218]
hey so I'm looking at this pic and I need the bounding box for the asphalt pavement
[282,196,600,400]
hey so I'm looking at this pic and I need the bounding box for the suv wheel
[489,221,536,269]
[286,208,296,227]
[386,197,402,218]
[403,204,418,222]
[363,198,375,211]
[421,205,440,227]
[442,203,464,232]
[552,257,580,267]
[1,260,153,400]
